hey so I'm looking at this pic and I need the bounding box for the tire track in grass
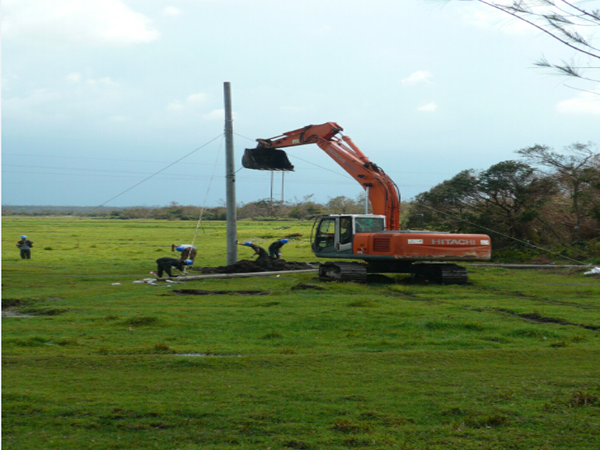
[468,284,600,310]
[385,285,600,332]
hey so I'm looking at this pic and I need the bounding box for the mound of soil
[189,258,316,274]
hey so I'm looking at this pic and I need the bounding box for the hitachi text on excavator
[243,122,491,284]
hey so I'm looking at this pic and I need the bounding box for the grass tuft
[5,336,52,347]
[20,306,68,316]
[153,343,172,352]
[283,439,311,449]
[331,419,371,434]
[568,389,600,407]
[347,299,377,308]
[261,331,283,339]
[123,316,160,326]
[464,413,511,428]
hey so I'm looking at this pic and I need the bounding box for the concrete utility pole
[224,82,237,265]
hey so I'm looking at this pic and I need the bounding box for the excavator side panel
[353,232,492,261]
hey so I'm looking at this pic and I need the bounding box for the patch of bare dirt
[496,308,600,331]
[291,283,325,291]
[189,259,315,274]
[173,290,269,296]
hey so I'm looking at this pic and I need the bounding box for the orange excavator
[243,122,491,283]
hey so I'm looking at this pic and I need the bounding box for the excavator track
[319,262,367,283]
[412,263,468,285]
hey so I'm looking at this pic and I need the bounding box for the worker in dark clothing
[155,257,186,278]
[242,242,269,261]
[17,235,33,259]
[268,239,289,259]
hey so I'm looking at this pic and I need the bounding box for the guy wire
[190,136,224,247]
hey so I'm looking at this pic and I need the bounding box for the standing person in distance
[17,235,33,259]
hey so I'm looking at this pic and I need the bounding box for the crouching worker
[171,244,197,273]
[155,257,190,279]
[242,241,269,261]
[171,244,197,262]
[268,239,289,259]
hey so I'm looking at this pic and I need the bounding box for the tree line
[409,142,600,260]
[1,195,367,222]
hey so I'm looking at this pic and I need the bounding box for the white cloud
[163,7,182,16]
[3,0,159,45]
[86,77,118,87]
[187,93,208,105]
[556,87,600,116]
[2,73,19,92]
[202,109,225,121]
[8,88,61,105]
[417,102,438,113]
[166,93,209,112]
[67,73,117,87]
[3,89,65,123]
[401,70,433,86]
[167,101,185,112]
[66,72,82,83]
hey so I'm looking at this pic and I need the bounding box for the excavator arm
[243,122,402,230]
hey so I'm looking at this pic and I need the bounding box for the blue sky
[2,0,599,208]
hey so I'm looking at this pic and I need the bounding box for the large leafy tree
[412,170,480,232]
[326,196,364,214]
[476,160,556,243]
[517,142,600,241]
[412,160,556,246]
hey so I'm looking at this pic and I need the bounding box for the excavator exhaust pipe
[242,147,294,171]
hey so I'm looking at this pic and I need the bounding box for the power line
[3,171,434,189]
[3,153,457,177]
[2,153,220,166]
[87,134,223,212]
[3,164,205,176]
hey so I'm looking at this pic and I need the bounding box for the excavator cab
[312,215,386,256]
[312,214,387,283]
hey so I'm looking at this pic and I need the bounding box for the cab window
[355,217,384,233]
[315,218,336,251]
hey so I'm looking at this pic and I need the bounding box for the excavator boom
[243,123,401,230]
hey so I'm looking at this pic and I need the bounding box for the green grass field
[3,217,600,449]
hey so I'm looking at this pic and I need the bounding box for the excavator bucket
[242,148,294,171]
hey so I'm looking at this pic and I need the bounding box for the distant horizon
[1,204,219,210]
